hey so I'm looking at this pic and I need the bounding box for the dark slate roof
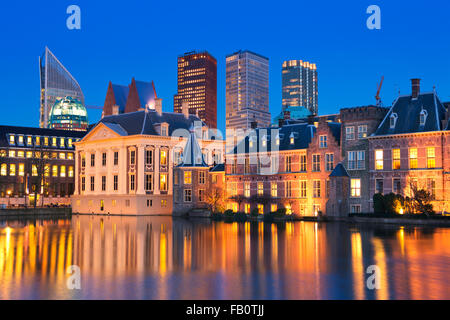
[99,110,204,137]
[328,122,342,144]
[177,132,208,167]
[230,123,316,154]
[210,163,225,172]
[0,125,86,148]
[329,163,349,177]
[112,84,129,113]
[135,80,157,108]
[374,92,447,136]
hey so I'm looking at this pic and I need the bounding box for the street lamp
[6,190,11,208]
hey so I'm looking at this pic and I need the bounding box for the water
[0,215,449,300]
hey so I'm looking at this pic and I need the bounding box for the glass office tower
[174,51,217,128]
[225,50,271,132]
[282,60,318,115]
[39,47,85,128]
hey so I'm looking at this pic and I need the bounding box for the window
[312,154,321,172]
[130,150,135,165]
[81,177,86,191]
[427,178,436,199]
[52,137,57,147]
[145,174,153,191]
[319,135,327,148]
[313,180,321,198]
[393,178,401,194]
[90,154,95,167]
[376,179,384,194]
[8,150,15,158]
[90,176,95,191]
[184,189,192,202]
[67,153,73,160]
[290,133,294,145]
[26,136,32,145]
[351,205,361,214]
[358,125,368,139]
[326,153,334,171]
[52,165,58,177]
[392,149,401,170]
[271,182,277,197]
[60,165,66,177]
[258,182,264,196]
[244,204,251,214]
[161,126,167,137]
[199,189,205,202]
[212,174,218,184]
[184,171,192,184]
[60,138,65,147]
[351,179,361,197]
[326,179,330,198]
[160,150,167,166]
[161,199,167,207]
[427,147,435,169]
[160,174,168,191]
[68,139,73,148]
[390,113,398,128]
[81,155,86,168]
[44,164,50,177]
[285,156,292,172]
[68,166,74,178]
[102,176,106,191]
[420,110,428,126]
[9,164,15,176]
[44,137,49,146]
[286,181,292,197]
[244,158,250,174]
[146,199,152,207]
[9,135,15,144]
[271,204,277,213]
[1,163,7,176]
[130,174,135,191]
[258,204,264,214]
[409,148,418,169]
[102,153,107,166]
[114,151,119,166]
[346,126,355,140]
[113,175,118,191]
[245,182,251,197]
[300,180,307,198]
[18,163,24,177]
[35,136,40,146]
[300,155,307,171]
[145,150,153,165]
[375,150,383,170]
[231,159,237,174]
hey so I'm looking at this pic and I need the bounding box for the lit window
[68,139,73,148]
[257,204,264,214]
[68,166,74,177]
[60,165,66,177]
[52,137,57,147]
[9,135,15,144]
[27,136,32,145]
[60,138,65,147]
[271,182,277,197]
[44,137,49,146]
[44,164,50,177]
[160,174,168,191]
[358,125,368,139]
[351,179,361,197]
[271,204,277,213]
[9,164,16,176]
[427,147,435,168]
[375,150,384,170]
[18,136,24,144]
[1,163,6,176]
[392,149,401,170]
[59,152,66,159]
[244,204,251,214]
[18,163,24,176]
[35,136,40,146]
[67,153,74,160]
[244,182,250,197]
[257,182,264,196]
[184,171,192,184]
[409,148,418,169]
[346,127,355,140]
[26,151,33,158]
[52,165,58,177]
[17,151,24,158]
[160,150,167,166]
[8,150,15,157]
[290,133,295,145]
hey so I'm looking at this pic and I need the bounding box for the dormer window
[261,135,267,147]
[18,136,24,145]
[390,113,398,129]
[9,135,15,145]
[249,136,255,148]
[289,132,295,145]
[419,110,428,126]
[275,134,280,146]
[26,136,32,146]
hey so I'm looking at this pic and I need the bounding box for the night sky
[1,0,450,133]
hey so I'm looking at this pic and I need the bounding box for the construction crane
[375,76,384,106]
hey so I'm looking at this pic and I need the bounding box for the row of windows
[374,147,436,170]
[375,178,436,199]
[8,134,77,148]
[346,125,368,140]
[0,150,74,160]
[80,173,169,192]
[0,163,73,177]
[81,149,169,167]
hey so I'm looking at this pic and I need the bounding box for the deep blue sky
[1,0,450,133]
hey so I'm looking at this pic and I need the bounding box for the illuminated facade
[282,60,318,115]
[174,51,217,129]
[49,96,88,131]
[225,50,271,132]
[0,125,85,206]
[39,47,85,128]
[71,102,225,215]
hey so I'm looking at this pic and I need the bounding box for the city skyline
[2,1,450,135]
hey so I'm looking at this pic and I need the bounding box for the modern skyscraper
[225,50,271,132]
[39,47,85,129]
[174,51,217,128]
[282,60,318,115]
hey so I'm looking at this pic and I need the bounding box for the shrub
[234,212,247,222]
[251,208,259,217]
[373,193,385,214]
[224,209,234,217]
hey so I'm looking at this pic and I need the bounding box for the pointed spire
[125,77,141,113]
[103,81,116,117]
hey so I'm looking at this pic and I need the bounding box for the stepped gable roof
[374,92,447,136]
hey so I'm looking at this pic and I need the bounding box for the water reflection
[0,216,449,299]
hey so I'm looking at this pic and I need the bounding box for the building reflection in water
[0,216,449,299]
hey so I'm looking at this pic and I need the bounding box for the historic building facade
[225,117,341,215]
[0,125,85,207]
[367,80,450,213]
[71,104,224,215]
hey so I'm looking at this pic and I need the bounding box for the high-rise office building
[174,51,217,128]
[225,50,271,132]
[282,60,318,115]
[39,47,85,129]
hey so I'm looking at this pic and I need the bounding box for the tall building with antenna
[39,47,85,128]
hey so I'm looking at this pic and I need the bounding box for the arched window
[419,109,428,126]
[390,113,398,129]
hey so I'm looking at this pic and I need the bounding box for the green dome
[49,96,88,131]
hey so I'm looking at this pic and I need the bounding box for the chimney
[284,110,291,120]
[278,118,284,127]
[112,105,119,115]
[251,120,258,129]
[154,98,162,116]
[411,78,421,98]
[182,101,189,119]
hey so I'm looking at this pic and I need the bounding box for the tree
[204,186,225,213]
[229,195,246,212]
[28,143,49,208]
[409,182,435,216]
